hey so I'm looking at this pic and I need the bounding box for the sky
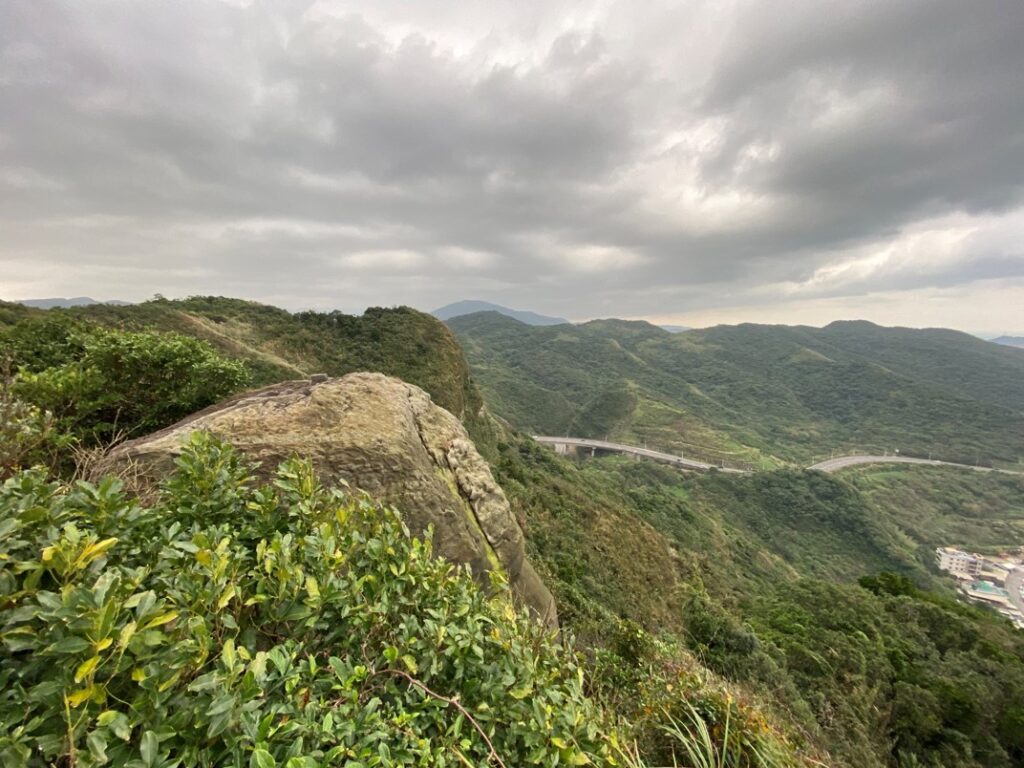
[2,0,1023,334]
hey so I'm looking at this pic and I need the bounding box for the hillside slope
[449,312,1024,466]
[2,296,488,435]
[5,296,1024,767]
[496,438,1024,768]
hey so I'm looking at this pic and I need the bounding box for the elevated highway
[806,455,1002,473]
[533,437,1019,476]
[531,436,748,473]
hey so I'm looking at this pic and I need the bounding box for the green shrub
[0,434,612,767]
[3,320,248,446]
[0,370,74,479]
[0,315,88,372]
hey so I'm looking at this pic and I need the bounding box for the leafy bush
[0,434,610,767]
[0,368,73,479]
[0,314,89,371]
[748,579,1024,767]
[3,317,248,446]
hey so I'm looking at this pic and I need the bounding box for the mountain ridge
[431,299,569,326]
[449,311,1024,466]
[992,334,1024,348]
[14,296,131,309]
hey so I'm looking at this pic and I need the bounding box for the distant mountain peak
[431,300,568,326]
[16,297,131,309]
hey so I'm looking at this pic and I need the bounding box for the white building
[936,547,983,577]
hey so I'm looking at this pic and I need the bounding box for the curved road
[533,436,1018,476]
[531,436,747,473]
[806,455,1001,473]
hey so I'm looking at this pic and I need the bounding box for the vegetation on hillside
[38,297,481,425]
[0,435,613,766]
[5,297,1024,768]
[0,431,806,768]
[0,312,805,767]
[2,315,248,450]
[748,577,1024,768]
[0,295,494,455]
[491,437,1024,768]
[850,465,1024,560]
[448,312,1024,467]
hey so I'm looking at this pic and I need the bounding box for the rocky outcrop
[100,373,556,627]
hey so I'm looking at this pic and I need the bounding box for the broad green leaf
[117,621,137,650]
[87,731,108,763]
[217,584,235,610]
[140,731,158,768]
[74,655,101,682]
[141,611,178,630]
[76,537,118,568]
[66,686,95,707]
[304,575,319,599]
[509,684,534,700]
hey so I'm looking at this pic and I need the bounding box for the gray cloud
[1,0,1023,330]
[701,1,1024,229]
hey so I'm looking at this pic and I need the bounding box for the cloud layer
[2,0,1023,331]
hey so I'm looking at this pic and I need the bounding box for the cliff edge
[100,372,557,626]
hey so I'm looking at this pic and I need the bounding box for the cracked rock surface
[99,372,557,627]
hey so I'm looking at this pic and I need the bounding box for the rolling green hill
[1,296,488,439]
[448,312,1024,467]
[6,297,1024,767]
[494,437,1024,768]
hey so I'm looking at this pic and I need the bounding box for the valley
[449,311,1024,470]
[534,434,1023,476]
[5,5,1022,766]
[3,297,1024,768]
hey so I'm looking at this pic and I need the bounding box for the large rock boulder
[100,372,556,627]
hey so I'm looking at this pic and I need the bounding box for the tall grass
[615,701,798,768]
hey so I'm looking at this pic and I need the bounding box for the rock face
[101,373,557,627]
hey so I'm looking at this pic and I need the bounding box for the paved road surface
[531,436,747,473]
[1005,567,1024,615]
[533,437,1019,476]
[805,455,998,473]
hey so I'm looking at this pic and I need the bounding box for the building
[936,547,983,577]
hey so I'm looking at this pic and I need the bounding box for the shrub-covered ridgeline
[0,297,492,455]
[0,297,482,429]
[0,435,799,768]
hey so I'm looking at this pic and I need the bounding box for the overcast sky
[2,0,1023,333]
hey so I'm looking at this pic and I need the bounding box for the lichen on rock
[99,372,557,627]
